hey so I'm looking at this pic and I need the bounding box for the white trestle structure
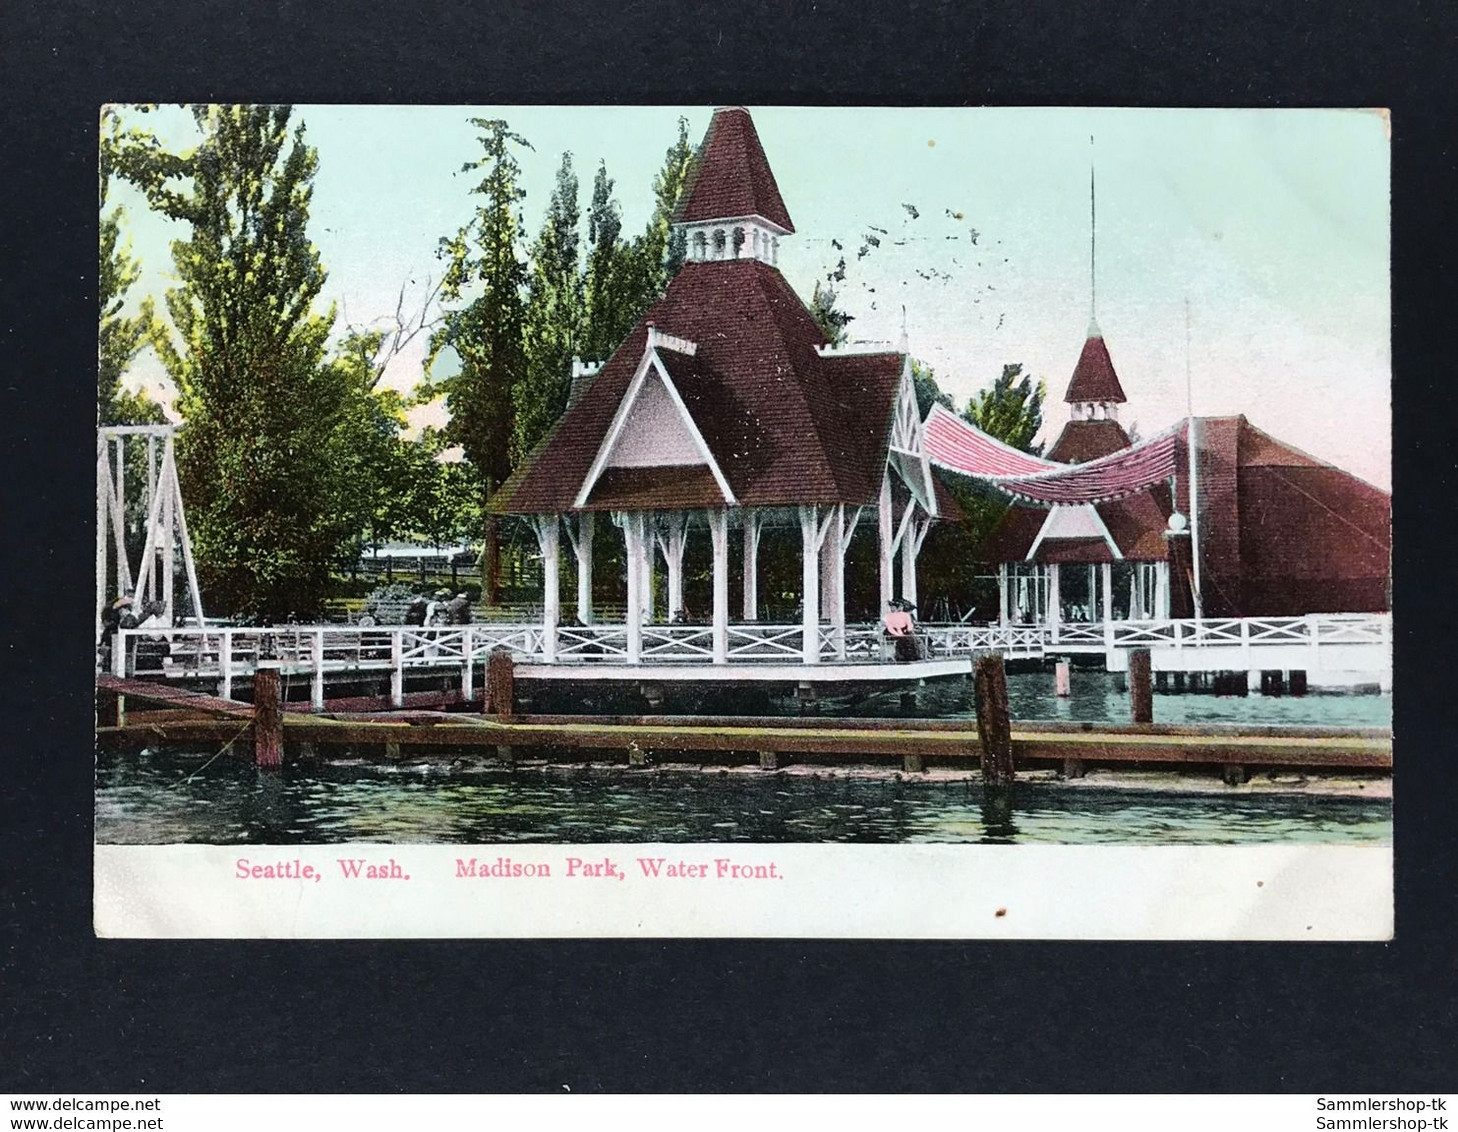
[96,424,206,641]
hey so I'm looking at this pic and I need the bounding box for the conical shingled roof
[1064,319,1127,404]
[674,107,795,233]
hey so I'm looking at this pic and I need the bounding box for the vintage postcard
[93,105,1391,938]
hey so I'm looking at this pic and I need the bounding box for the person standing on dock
[885,599,922,662]
[447,592,472,624]
[404,594,428,626]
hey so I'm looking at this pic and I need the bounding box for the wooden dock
[96,674,1392,778]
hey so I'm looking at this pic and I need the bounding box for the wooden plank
[93,708,1392,771]
[95,675,251,718]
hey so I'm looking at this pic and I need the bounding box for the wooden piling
[496,744,515,767]
[1223,763,1248,786]
[253,662,283,769]
[1289,670,1308,697]
[1128,648,1153,724]
[1062,757,1086,779]
[903,753,925,774]
[486,648,515,722]
[1054,660,1071,697]
[972,652,1014,784]
[758,750,778,771]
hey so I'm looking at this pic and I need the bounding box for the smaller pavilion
[492,106,960,666]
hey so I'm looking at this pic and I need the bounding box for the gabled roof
[492,259,908,514]
[674,107,795,233]
[1064,320,1127,404]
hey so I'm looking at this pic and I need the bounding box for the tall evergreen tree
[98,108,162,426]
[623,117,695,310]
[581,162,635,360]
[516,151,582,463]
[118,105,349,618]
[426,118,531,604]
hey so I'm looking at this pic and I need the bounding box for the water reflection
[95,750,1391,847]
[979,784,1019,844]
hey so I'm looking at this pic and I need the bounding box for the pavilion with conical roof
[492,106,957,667]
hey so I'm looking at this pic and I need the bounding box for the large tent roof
[923,403,1184,506]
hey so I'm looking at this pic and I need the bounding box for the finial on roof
[899,305,909,352]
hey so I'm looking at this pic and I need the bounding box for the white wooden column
[641,516,656,624]
[161,436,176,625]
[1048,562,1062,644]
[1102,561,1115,665]
[533,516,560,662]
[568,512,595,625]
[311,630,325,710]
[708,509,729,663]
[820,505,846,659]
[621,513,645,663]
[219,629,233,700]
[742,510,763,621]
[998,563,1010,626]
[659,512,688,620]
[900,512,929,610]
[800,505,823,664]
[1155,560,1171,619]
[877,473,894,616]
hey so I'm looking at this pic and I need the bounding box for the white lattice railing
[108,613,1391,703]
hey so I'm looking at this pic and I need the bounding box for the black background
[1,0,1454,1093]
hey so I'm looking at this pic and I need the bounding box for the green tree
[516,151,583,463]
[965,362,1046,456]
[910,358,953,417]
[118,104,349,619]
[622,117,695,312]
[809,280,854,346]
[400,428,483,548]
[98,108,162,426]
[426,118,531,604]
[328,329,416,553]
[917,363,1047,619]
[580,161,638,360]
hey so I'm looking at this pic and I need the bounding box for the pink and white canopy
[922,403,1185,506]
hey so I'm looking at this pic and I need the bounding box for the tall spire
[1089,134,1098,333]
[675,107,794,266]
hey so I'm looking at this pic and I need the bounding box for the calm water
[801,670,1391,728]
[95,750,1391,846]
[96,668,1391,846]
[522,669,1393,728]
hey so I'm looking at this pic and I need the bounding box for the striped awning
[923,404,1185,506]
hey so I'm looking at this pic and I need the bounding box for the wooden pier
[96,671,1393,780]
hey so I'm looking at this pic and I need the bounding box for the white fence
[108,612,1391,705]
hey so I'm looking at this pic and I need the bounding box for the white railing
[109,613,1391,701]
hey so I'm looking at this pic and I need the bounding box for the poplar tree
[624,117,694,308]
[581,162,632,361]
[426,118,531,604]
[118,104,349,618]
[98,108,162,426]
[515,151,582,463]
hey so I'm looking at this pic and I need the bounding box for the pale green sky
[109,105,1391,487]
